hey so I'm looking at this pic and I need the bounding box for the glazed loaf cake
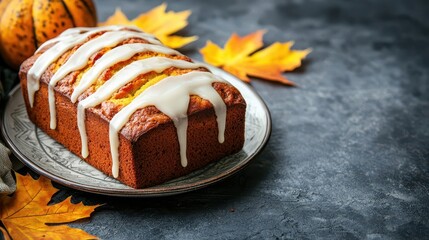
[19,26,246,188]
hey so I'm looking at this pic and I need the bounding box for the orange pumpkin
[0,0,97,69]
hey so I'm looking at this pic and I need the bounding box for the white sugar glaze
[71,43,181,103]
[26,26,229,179]
[47,31,162,129]
[28,25,157,108]
[36,25,145,53]
[77,57,207,161]
[109,71,226,178]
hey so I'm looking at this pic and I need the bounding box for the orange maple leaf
[200,30,311,85]
[99,3,197,49]
[0,173,101,239]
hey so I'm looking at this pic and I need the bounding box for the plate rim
[1,66,272,197]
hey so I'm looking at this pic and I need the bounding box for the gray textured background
[11,0,429,239]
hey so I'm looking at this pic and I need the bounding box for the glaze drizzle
[77,57,206,160]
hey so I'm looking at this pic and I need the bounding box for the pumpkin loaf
[19,26,246,188]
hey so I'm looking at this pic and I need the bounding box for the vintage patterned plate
[1,66,271,197]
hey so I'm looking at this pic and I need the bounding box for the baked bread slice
[19,26,246,188]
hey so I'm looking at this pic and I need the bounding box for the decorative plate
[1,66,271,197]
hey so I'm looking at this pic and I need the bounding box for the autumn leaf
[200,30,311,85]
[99,4,197,48]
[0,173,101,239]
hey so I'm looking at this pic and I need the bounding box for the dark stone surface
[11,0,429,239]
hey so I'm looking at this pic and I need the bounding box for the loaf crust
[19,34,246,188]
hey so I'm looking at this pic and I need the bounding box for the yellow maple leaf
[200,30,311,85]
[99,4,197,48]
[0,173,101,239]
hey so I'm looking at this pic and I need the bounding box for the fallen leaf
[99,8,130,26]
[99,4,197,48]
[0,173,101,239]
[200,30,311,85]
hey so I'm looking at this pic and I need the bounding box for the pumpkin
[0,0,97,69]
